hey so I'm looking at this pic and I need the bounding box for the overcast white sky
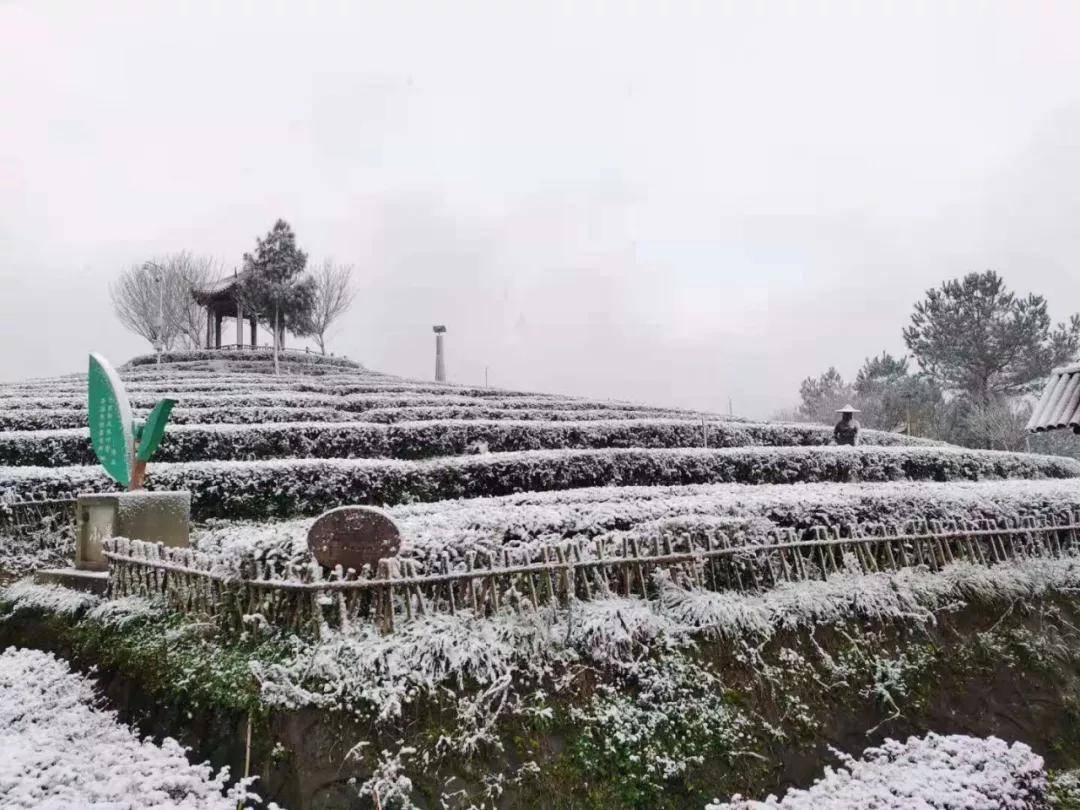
[3,2,1080,417]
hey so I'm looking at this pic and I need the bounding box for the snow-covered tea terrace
[4,349,1080,808]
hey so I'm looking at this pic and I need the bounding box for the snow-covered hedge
[386,477,1080,553]
[0,378,568,401]
[0,406,354,432]
[4,446,1077,520]
[190,478,1080,571]
[0,647,268,809]
[0,404,733,430]
[125,347,362,368]
[707,733,1047,809]
[0,418,932,466]
[0,391,344,411]
[356,405,721,423]
[0,392,700,421]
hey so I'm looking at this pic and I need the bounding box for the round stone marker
[306,506,402,571]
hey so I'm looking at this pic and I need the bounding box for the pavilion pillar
[214,314,223,349]
[205,308,213,349]
[249,317,257,348]
[236,301,243,348]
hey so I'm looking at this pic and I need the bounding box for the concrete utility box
[75,490,191,571]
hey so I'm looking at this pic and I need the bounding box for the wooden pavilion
[192,270,285,351]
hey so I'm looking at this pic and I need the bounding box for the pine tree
[903,270,1080,401]
[239,220,316,374]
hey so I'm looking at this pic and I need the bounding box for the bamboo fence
[0,498,77,539]
[102,511,1080,637]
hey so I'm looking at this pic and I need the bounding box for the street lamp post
[144,262,164,366]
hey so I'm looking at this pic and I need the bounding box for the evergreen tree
[797,367,854,425]
[902,270,1080,401]
[854,352,943,435]
[239,220,316,374]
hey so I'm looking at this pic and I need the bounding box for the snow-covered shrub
[360,405,734,423]
[85,595,163,628]
[125,347,362,368]
[0,418,933,467]
[657,555,1080,640]
[253,609,554,718]
[0,647,270,809]
[4,446,1074,520]
[384,478,1080,567]
[0,406,352,431]
[706,732,1047,809]
[574,655,749,806]
[0,580,100,616]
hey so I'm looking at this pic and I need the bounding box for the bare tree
[962,397,1033,451]
[300,259,356,354]
[110,253,220,351]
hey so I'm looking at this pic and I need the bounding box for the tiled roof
[192,269,250,305]
[1028,363,1080,432]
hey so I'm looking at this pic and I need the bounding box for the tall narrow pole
[157,274,163,366]
[144,261,164,366]
[433,325,446,382]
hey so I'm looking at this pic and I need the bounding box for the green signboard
[87,353,177,489]
[88,353,135,487]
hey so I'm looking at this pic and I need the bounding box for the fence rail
[103,511,1080,636]
[0,498,77,530]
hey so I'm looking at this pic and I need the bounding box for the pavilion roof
[192,269,250,306]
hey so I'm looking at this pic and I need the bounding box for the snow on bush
[125,347,361,368]
[0,647,270,809]
[358,405,737,423]
[657,555,1080,639]
[0,581,101,616]
[0,418,932,467]
[381,478,1080,567]
[253,555,1080,719]
[254,609,555,719]
[706,732,1047,809]
[4,446,1074,520]
[0,390,695,415]
[0,406,352,431]
[0,404,710,431]
[188,476,1080,576]
[85,595,163,629]
[0,391,345,411]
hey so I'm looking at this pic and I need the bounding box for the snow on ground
[706,732,1047,809]
[0,646,272,809]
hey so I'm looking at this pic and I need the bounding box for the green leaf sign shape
[88,352,134,487]
[137,398,176,462]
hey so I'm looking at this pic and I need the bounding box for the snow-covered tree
[854,352,943,435]
[239,220,316,375]
[797,367,854,425]
[298,259,356,355]
[110,253,220,351]
[903,270,1080,401]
